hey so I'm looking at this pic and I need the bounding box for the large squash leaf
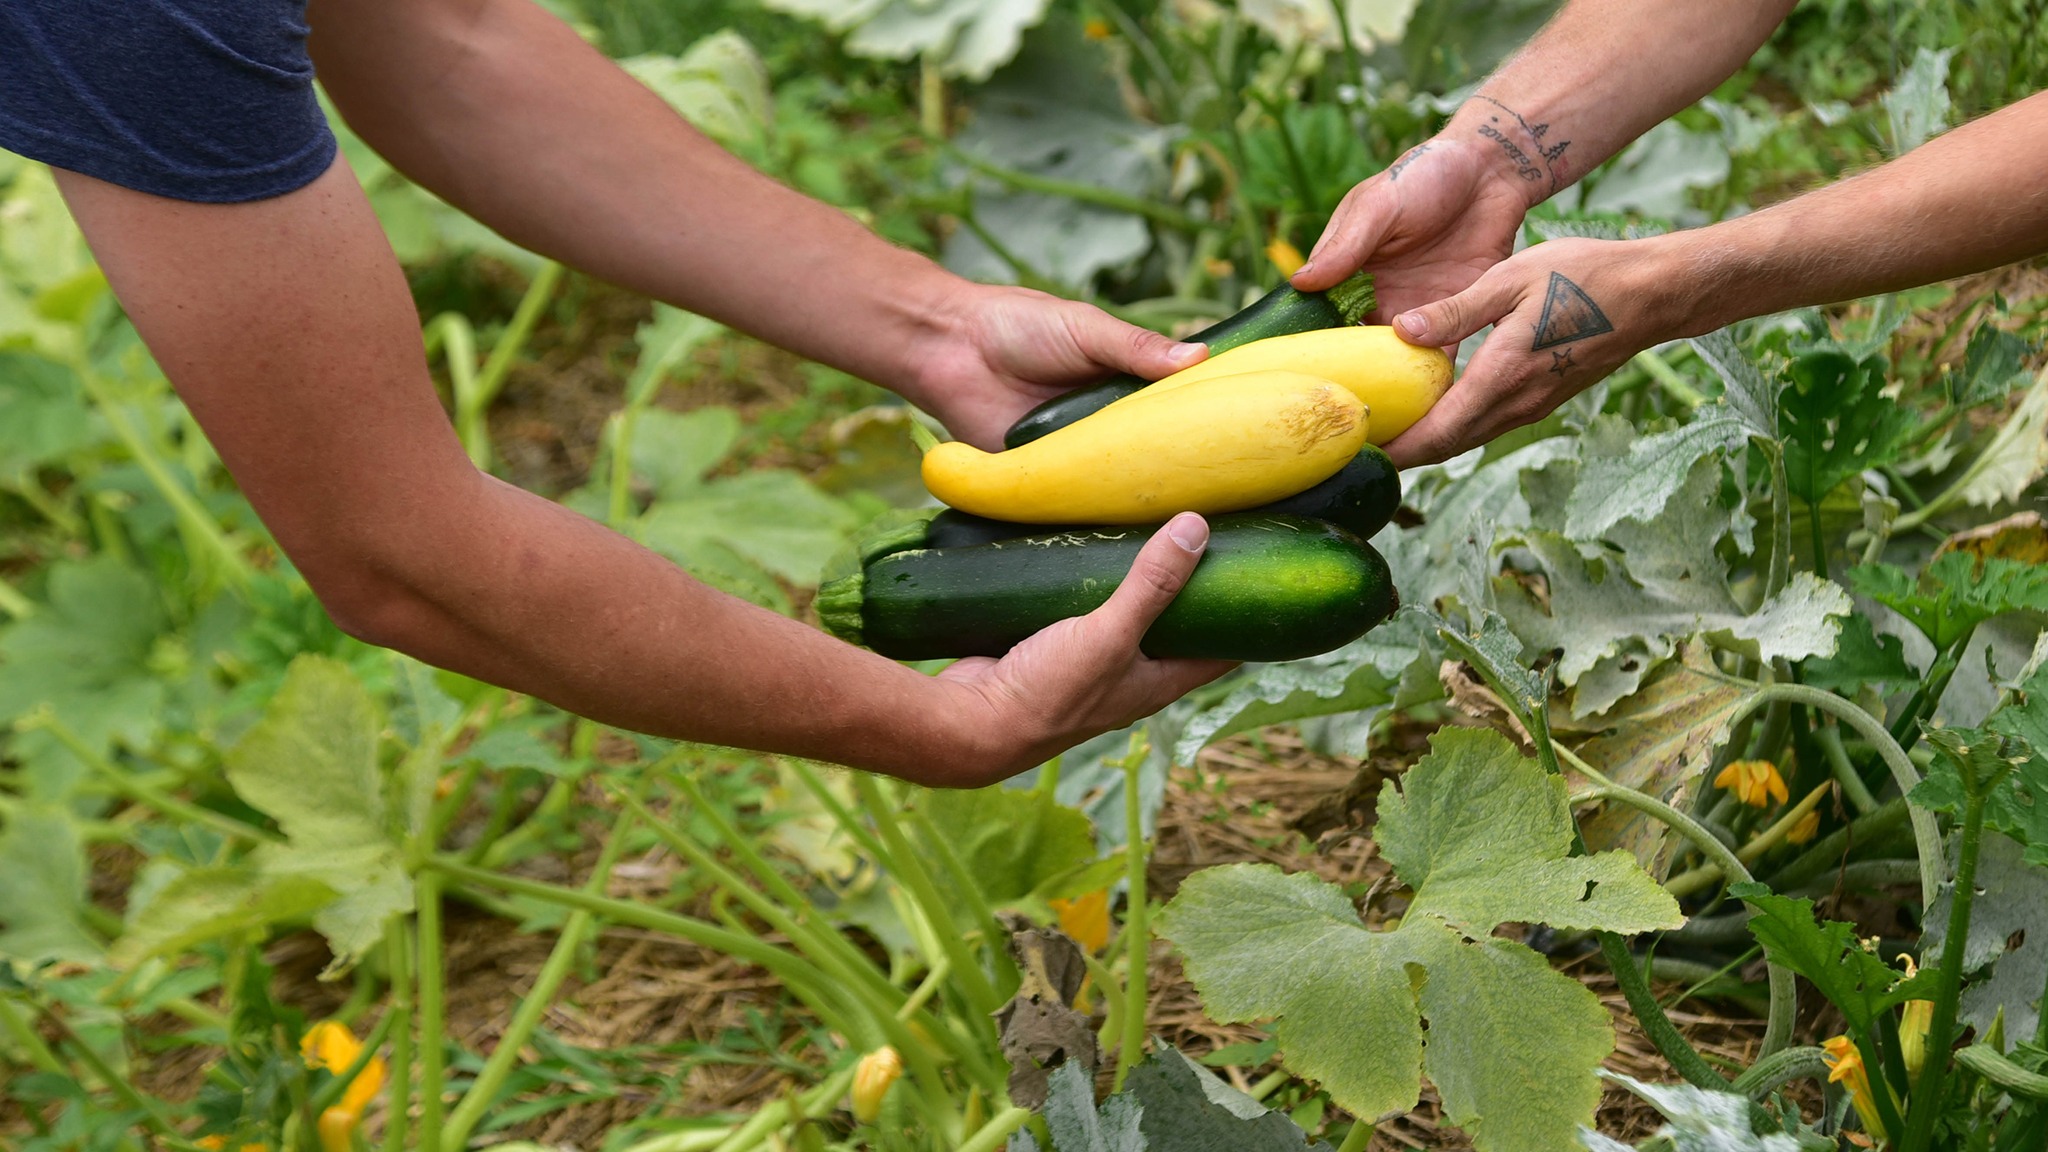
[1157,729,1681,1152]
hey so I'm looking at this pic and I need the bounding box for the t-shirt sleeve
[0,0,337,203]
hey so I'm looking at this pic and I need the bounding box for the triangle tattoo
[1530,271,1614,350]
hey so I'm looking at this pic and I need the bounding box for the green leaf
[0,557,167,792]
[1563,414,1744,541]
[1777,347,1920,505]
[1849,552,2048,650]
[917,783,1096,906]
[1882,47,1952,155]
[0,351,94,477]
[0,806,100,962]
[1436,609,1548,728]
[629,406,741,499]
[1801,614,1915,693]
[1501,454,1848,716]
[1922,833,2048,1042]
[1987,665,2048,862]
[1377,729,1683,936]
[1731,884,1937,1035]
[112,867,337,966]
[1159,730,1677,1152]
[1686,328,1777,440]
[1123,1045,1335,1151]
[1946,323,2034,410]
[1583,1072,1814,1151]
[1947,373,2048,511]
[225,656,410,972]
[1034,1058,1144,1152]
[637,469,859,588]
[1173,614,1426,764]
[620,32,773,153]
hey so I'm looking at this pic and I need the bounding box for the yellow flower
[1715,760,1788,808]
[301,1020,387,1152]
[1204,257,1235,280]
[1786,809,1821,845]
[851,1046,904,1123]
[1265,238,1306,277]
[1896,956,1936,1077]
[195,1140,265,1152]
[1082,17,1114,40]
[1823,1034,1889,1143]
[1049,889,1112,954]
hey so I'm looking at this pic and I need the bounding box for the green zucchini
[918,443,1401,552]
[1001,272,1377,449]
[816,513,1397,662]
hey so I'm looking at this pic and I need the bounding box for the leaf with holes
[1777,346,1920,505]
[1730,884,1938,1035]
[1849,552,2048,651]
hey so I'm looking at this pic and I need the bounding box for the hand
[1289,134,1535,322]
[1378,236,1693,466]
[916,513,1236,787]
[907,285,1207,450]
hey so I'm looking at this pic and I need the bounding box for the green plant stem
[614,789,989,1099]
[416,870,447,1152]
[851,775,1003,1022]
[0,994,66,1077]
[1899,785,1992,1152]
[1721,684,1941,907]
[471,262,561,412]
[1571,774,1796,1056]
[73,364,253,590]
[1115,734,1151,1092]
[21,710,276,844]
[956,1106,1033,1152]
[1764,441,1793,601]
[0,575,33,621]
[1081,948,1129,1053]
[937,140,1202,233]
[1889,628,1974,757]
[1325,0,1368,97]
[425,857,868,1045]
[1730,1045,1831,1098]
[1762,796,1911,891]
[1634,347,1708,409]
[383,917,415,1152]
[35,997,185,1142]
[1815,722,1882,813]
[438,810,637,1152]
[907,807,1016,989]
[1336,1117,1375,1152]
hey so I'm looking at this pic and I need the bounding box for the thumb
[1071,307,1207,382]
[1391,270,1519,350]
[1091,513,1209,649]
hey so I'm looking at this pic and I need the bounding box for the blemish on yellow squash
[1117,326,1451,444]
[922,371,1365,524]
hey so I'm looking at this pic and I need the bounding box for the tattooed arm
[1291,0,1797,323]
[1380,88,2048,463]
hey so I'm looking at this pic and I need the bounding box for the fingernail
[1167,512,1208,552]
[1293,258,1316,278]
[1396,311,1428,338]
[1168,341,1204,365]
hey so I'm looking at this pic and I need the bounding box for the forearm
[1663,90,2048,331]
[306,0,961,404]
[1448,0,1797,203]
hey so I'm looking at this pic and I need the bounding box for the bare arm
[56,161,1230,786]
[1385,89,2048,462]
[304,0,1202,448]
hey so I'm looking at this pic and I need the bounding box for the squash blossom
[851,1046,904,1123]
[1266,238,1306,277]
[1822,1034,1888,1143]
[301,1020,387,1152]
[1786,808,1821,845]
[1082,17,1114,40]
[1896,956,1936,1077]
[1049,889,1112,954]
[1715,760,1788,808]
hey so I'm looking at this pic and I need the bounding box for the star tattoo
[1548,348,1576,376]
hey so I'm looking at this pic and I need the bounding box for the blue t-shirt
[0,0,337,203]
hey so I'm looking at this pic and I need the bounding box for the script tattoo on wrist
[1530,271,1613,352]
[1470,95,1570,192]
[1387,143,1432,181]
